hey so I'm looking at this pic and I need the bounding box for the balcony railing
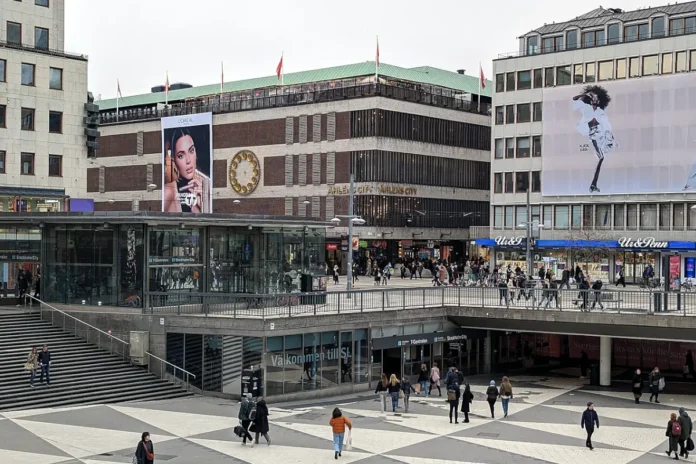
[0,38,87,61]
[498,25,696,59]
[100,82,491,125]
[145,286,696,318]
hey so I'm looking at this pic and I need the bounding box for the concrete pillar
[600,336,612,387]
[483,330,492,374]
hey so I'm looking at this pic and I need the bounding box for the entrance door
[383,347,402,379]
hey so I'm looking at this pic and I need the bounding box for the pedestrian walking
[401,375,416,413]
[387,374,401,412]
[667,412,681,460]
[430,363,441,397]
[632,368,643,404]
[580,350,589,379]
[417,364,429,396]
[460,383,473,423]
[37,344,51,387]
[649,367,662,403]
[486,380,498,419]
[679,407,693,459]
[581,402,599,450]
[591,279,604,310]
[333,265,339,285]
[329,408,352,460]
[374,268,382,286]
[499,376,513,418]
[237,393,255,445]
[498,278,509,305]
[560,267,571,289]
[444,367,461,424]
[616,267,626,287]
[24,346,38,387]
[134,432,155,464]
[249,396,271,446]
[375,373,389,412]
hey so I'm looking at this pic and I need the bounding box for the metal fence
[145,287,696,319]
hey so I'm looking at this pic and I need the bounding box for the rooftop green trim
[97,61,492,111]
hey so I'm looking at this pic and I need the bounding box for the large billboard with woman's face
[542,73,696,196]
[161,113,213,213]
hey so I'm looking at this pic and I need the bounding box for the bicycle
[277,295,299,306]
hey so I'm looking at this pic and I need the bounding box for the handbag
[142,441,154,461]
[659,377,666,392]
[24,362,35,371]
[344,427,353,451]
[684,365,690,374]
[447,390,457,401]
[633,382,641,388]
[398,390,404,399]
[687,437,695,452]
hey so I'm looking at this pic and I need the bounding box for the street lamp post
[331,174,365,294]
[518,188,544,277]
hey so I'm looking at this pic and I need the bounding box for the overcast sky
[66,0,653,99]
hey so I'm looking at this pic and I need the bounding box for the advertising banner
[542,73,696,195]
[161,113,213,213]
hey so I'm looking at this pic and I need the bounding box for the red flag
[479,64,486,89]
[276,54,283,80]
[117,79,123,101]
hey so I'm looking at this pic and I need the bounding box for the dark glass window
[35,0,49,6]
[639,24,649,40]
[495,74,504,92]
[48,154,61,176]
[582,30,605,47]
[516,137,530,157]
[532,171,541,192]
[494,139,504,159]
[21,63,34,86]
[0,151,5,174]
[49,67,62,90]
[21,107,34,130]
[652,17,665,37]
[515,172,529,192]
[504,173,513,193]
[687,17,696,34]
[354,196,489,229]
[670,18,685,35]
[506,72,515,91]
[34,26,48,50]
[49,111,62,133]
[544,67,555,87]
[533,69,543,88]
[566,30,578,49]
[556,66,571,85]
[21,152,34,175]
[516,104,530,123]
[608,23,620,43]
[495,106,504,124]
[505,138,514,158]
[505,105,514,123]
[533,102,542,121]
[0,105,5,128]
[494,173,503,193]
[0,59,5,82]
[517,70,532,90]
[7,22,21,45]
[532,135,542,157]
[527,36,538,55]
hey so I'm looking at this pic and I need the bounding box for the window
[659,203,671,230]
[506,72,515,91]
[543,205,553,228]
[596,204,611,229]
[607,23,620,44]
[585,62,596,82]
[516,137,530,158]
[495,74,504,92]
[49,67,62,89]
[556,65,571,85]
[571,205,582,229]
[555,205,569,229]
[495,106,504,124]
[504,172,513,193]
[515,206,528,227]
[0,105,5,128]
[531,171,541,192]
[653,17,665,37]
[671,18,685,35]
[533,102,542,122]
[544,67,554,87]
[676,51,687,72]
[598,60,613,81]
[527,36,538,55]
[494,139,504,159]
[532,135,542,157]
[515,172,529,192]
[643,55,658,76]
[517,70,531,90]
[629,57,640,77]
[505,138,514,158]
[662,53,673,74]
[616,58,627,79]
[516,103,530,123]
[625,24,639,41]
[49,111,62,133]
[21,63,35,86]
[674,203,685,229]
[689,204,696,230]
[627,204,638,230]
[505,105,514,123]
[35,0,49,6]
[34,27,48,50]
[640,204,657,229]
[505,206,514,228]
[533,68,543,88]
[20,153,34,175]
[583,205,594,228]
[582,30,605,47]
[7,22,21,45]
[691,51,696,71]
[494,173,503,193]
[0,151,4,173]
[494,206,503,228]
[21,108,34,130]
[614,204,625,229]
[48,155,62,177]
[688,17,696,34]
[0,59,5,82]
[573,64,583,84]
[567,30,578,49]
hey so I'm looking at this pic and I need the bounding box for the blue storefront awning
[475,237,696,251]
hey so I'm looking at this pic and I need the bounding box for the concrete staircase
[0,311,192,411]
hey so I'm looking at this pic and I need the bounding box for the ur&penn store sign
[475,236,695,252]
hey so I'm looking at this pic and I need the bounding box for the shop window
[555,205,569,229]
[504,172,513,193]
[505,206,514,228]
[284,334,303,394]
[494,173,503,193]
[627,204,638,230]
[674,203,685,229]
[614,204,625,229]
[595,204,611,229]
[640,204,657,230]
[321,331,339,387]
[148,227,204,293]
[533,69,543,88]
[203,335,222,392]
[494,206,503,228]
[266,336,284,396]
[494,139,504,159]
[616,58,627,79]
[303,333,321,390]
[184,334,203,390]
[659,203,671,230]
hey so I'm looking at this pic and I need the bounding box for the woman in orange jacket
[329,408,352,460]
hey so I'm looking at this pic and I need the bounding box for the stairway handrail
[27,295,130,359]
[145,351,196,392]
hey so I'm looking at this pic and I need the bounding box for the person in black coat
[649,367,662,403]
[460,383,473,423]
[632,368,643,404]
[249,397,271,446]
[135,432,154,464]
[679,407,693,459]
[581,402,600,450]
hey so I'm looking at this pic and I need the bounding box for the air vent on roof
[151,83,193,93]
[609,8,623,13]
[457,69,466,75]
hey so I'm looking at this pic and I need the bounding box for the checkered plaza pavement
[0,374,693,463]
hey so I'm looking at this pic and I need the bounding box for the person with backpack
[237,393,255,445]
[329,408,352,460]
[486,380,499,419]
[581,402,599,450]
[249,396,271,446]
[679,407,693,459]
[650,367,662,403]
[134,432,154,464]
[498,376,513,418]
[667,412,681,459]
[400,375,416,413]
[444,367,460,423]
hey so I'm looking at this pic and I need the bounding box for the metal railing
[145,286,696,318]
[0,38,87,61]
[145,351,196,392]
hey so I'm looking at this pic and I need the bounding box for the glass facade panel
[203,335,222,392]
[266,336,284,396]
[184,334,203,389]
[285,334,303,394]
[304,333,321,390]
[0,227,41,297]
[555,206,569,229]
[321,331,339,389]
[340,331,352,383]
